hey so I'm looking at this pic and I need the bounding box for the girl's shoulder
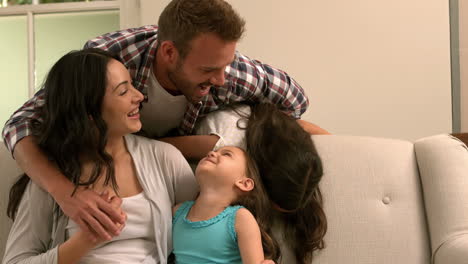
[172,201,195,223]
[234,207,255,223]
[234,207,259,232]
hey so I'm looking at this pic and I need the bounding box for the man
[2,0,327,245]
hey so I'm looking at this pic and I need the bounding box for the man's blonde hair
[157,0,245,58]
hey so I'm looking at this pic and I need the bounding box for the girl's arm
[172,203,183,216]
[235,208,264,264]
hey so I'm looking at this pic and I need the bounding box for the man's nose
[210,69,226,86]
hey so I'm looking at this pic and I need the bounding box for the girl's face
[196,146,248,186]
[102,59,144,137]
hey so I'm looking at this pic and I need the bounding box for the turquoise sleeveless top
[172,201,243,264]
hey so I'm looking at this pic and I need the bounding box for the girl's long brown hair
[234,150,280,261]
[245,103,327,264]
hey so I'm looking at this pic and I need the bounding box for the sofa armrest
[415,134,468,264]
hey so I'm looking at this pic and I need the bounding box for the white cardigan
[2,134,198,264]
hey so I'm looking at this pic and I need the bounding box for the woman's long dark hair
[245,103,327,264]
[7,49,121,220]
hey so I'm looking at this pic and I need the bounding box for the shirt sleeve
[225,51,309,118]
[2,89,45,155]
[2,182,59,264]
[160,143,199,204]
[194,106,250,151]
[83,25,158,54]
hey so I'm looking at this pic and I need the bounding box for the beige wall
[460,1,468,132]
[136,0,453,140]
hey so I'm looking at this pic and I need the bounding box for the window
[0,1,119,134]
[1,0,88,8]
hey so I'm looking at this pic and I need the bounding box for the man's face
[168,33,237,103]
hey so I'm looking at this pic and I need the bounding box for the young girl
[171,146,279,264]
[194,103,327,264]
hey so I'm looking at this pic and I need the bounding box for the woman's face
[101,59,144,137]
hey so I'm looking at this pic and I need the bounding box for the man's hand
[296,119,331,135]
[260,260,275,264]
[53,184,125,242]
[74,191,126,246]
[12,137,125,242]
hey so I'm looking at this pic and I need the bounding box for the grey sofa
[1,134,467,263]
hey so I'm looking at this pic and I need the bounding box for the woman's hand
[58,192,126,264]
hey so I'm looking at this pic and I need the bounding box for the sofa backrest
[0,143,22,261]
[310,135,431,264]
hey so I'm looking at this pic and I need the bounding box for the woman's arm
[12,136,123,242]
[58,194,125,264]
[157,141,199,204]
[57,233,97,264]
[235,208,264,264]
[3,185,121,264]
[3,182,68,264]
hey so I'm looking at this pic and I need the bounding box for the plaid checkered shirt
[2,25,309,153]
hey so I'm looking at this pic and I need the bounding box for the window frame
[0,1,119,97]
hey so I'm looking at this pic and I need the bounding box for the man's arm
[158,134,219,160]
[13,137,124,241]
[227,52,309,119]
[297,119,330,135]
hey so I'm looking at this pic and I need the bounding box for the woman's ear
[235,178,254,192]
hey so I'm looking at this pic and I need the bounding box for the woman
[3,49,197,264]
[246,103,327,264]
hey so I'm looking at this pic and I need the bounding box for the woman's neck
[105,135,128,159]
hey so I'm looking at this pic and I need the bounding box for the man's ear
[235,178,254,192]
[159,40,179,65]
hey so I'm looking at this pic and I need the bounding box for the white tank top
[66,192,156,264]
[139,67,187,138]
